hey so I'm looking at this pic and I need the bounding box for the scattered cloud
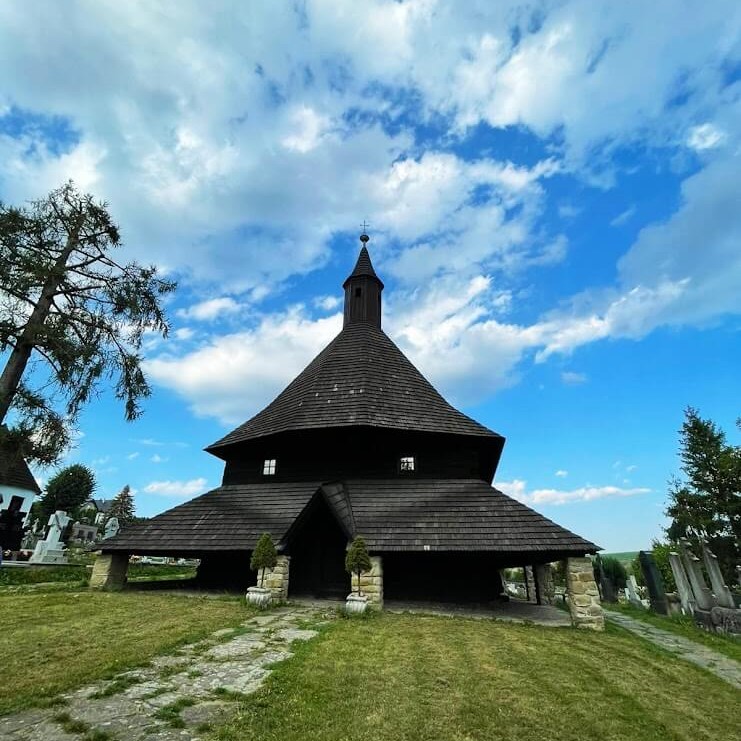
[177,297,242,322]
[314,295,341,311]
[126,452,140,460]
[610,206,636,227]
[686,123,726,151]
[144,478,208,497]
[560,371,588,385]
[497,479,651,506]
[555,470,569,478]
[150,454,168,464]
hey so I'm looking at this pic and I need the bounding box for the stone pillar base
[566,557,604,631]
[90,552,129,590]
[525,565,536,603]
[535,563,555,605]
[263,555,290,601]
[356,556,383,608]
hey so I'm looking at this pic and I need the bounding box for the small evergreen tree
[250,533,277,587]
[345,536,372,595]
[108,484,135,524]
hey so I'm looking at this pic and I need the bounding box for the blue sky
[1,1,739,551]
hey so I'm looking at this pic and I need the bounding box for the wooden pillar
[90,552,129,590]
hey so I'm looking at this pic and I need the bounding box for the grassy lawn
[216,613,741,741]
[606,602,741,663]
[0,591,253,715]
[0,562,196,588]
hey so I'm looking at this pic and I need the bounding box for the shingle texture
[102,482,320,552]
[102,478,597,554]
[343,245,383,286]
[208,322,500,451]
[0,451,41,494]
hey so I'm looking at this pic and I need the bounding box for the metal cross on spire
[360,220,370,244]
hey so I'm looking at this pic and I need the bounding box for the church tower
[343,232,384,328]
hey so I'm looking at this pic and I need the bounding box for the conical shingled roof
[208,322,500,451]
[343,245,383,287]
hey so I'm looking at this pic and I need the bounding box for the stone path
[0,605,334,741]
[606,611,741,688]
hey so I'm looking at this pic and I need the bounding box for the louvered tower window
[262,459,276,475]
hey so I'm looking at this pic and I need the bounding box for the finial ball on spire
[360,220,370,244]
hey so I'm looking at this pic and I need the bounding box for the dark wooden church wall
[382,552,505,603]
[221,429,493,485]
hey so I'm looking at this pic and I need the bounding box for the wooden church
[100,236,599,607]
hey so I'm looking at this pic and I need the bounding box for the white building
[0,451,41,551]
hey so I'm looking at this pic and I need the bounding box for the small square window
[262,459,276,475]
[354,287,362,297]
[399,456,415,472]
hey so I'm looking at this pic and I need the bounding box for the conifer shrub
[345,536,372,595]
[250,533,277,587]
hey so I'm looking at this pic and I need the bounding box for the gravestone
[668,551,696,614]
[626,574,642,607]
[699,539,735,609]
[29,510,71,564]
[638,550,668,615]
[677,539,714,610]
[103,517,120,540]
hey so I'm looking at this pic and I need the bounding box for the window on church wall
[399,456,416,473]
[354,287,361,298]
[262,458,277,476]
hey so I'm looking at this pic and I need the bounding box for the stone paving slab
[606,610,741,688]
[0,604,331,741]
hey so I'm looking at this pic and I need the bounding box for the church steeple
[343,231,384,328]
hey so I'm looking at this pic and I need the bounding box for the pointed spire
[343,231,384,327]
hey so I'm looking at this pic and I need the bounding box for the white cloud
[497,479,650,506]
[174,327,195,341]
[314,295,341,311]
[610,206,636,227]
[150,454,168,464]
[281,106,332,153]
[146,308,342,424]
[560,371,587,385]
[126,452,140,460]
[177,298,242,322]
[144,478,208,497]
[555,470,568,478]
[686,123,726,151]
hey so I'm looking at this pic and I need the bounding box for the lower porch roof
[100,478,599,555]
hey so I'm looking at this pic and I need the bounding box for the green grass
[0,591,254,715]
[154,697,196,728]
[606,602,741,663]
[0,562,196,588]
[0,564,88,586]
[215,613,741,741]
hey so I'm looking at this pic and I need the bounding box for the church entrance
[287,495,350,599]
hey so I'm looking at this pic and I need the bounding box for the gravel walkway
[0,605,334,741]
[606,610,741,688]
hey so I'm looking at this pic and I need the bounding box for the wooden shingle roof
[0,450,41,494]
[208,322,500,452]
[343,246,384,287]
[101,478,598,555]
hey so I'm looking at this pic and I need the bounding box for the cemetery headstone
[103,517,120,540]
[699,539,735,609]
[669,551,696,614]
[677,539,714,610]
[638,550,668,615]
[626,574,643,607]
[29,510,71,564]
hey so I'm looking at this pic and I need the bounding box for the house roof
[207,322,501,453]
[101,478,598,555]
[0,450,41,495]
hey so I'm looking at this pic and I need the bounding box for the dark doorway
[383,552,504,602]
[287,496,350,599]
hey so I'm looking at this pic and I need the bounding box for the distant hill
[602,551,639,564]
